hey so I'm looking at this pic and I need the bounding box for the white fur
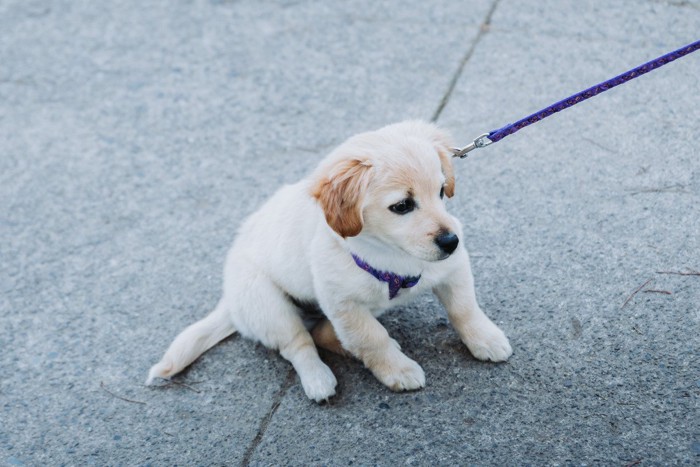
[147,121,512,402]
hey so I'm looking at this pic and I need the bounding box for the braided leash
[453,39,700,158]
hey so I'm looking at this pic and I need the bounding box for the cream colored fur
[146,120,512,402]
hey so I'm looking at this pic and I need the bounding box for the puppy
[146,121,512,402]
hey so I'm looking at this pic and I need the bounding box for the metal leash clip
[452,133,493,158]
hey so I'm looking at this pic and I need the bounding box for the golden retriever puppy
[146,121,512,402]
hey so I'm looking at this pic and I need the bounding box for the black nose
[434,231,459,255]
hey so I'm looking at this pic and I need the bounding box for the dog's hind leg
[311,319,351,357]
[146,298,235,385]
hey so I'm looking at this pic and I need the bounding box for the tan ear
[437,149,455,198]
[311,158,373,238]
[431,130,456,198]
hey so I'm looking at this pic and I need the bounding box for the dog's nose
[434,231,459,255]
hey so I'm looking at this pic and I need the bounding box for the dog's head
[312,121,460,261]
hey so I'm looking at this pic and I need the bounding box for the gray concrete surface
[1,0,698,465]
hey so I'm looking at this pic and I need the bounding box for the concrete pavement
[1,0,698,465]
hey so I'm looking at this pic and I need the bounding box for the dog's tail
[145,298,236,385]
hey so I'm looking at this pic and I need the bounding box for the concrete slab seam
[240,369,296,466]
[431,0,501,122]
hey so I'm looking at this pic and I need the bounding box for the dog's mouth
[353,234,452,263]
[401,244,453,262]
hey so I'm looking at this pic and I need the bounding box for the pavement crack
[626,183,690,195]
[240,369,295,466]
[431,0,501,122]
[649,0,700,10]
[582,136,617,154]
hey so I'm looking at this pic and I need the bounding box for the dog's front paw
[371,348,425,392]
[463,319,512,362]
[299,363,338,403]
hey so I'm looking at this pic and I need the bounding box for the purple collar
[351,253,421,300]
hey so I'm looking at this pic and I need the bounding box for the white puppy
[146,121,512,402]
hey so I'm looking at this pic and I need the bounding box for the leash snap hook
[452,133,493,158]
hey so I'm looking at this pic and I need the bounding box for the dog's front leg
[434,252,513,362]
[328,307,425,391]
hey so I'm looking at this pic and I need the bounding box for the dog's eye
[389,198,415,215]
[440,186,445,199]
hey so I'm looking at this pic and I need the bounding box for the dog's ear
[437,148,456,198]
[311,158,373,238]
[431,129,456,198]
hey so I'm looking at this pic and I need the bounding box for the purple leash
[453,39,700,158]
